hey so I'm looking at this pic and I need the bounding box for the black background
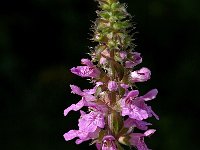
[0,0,199,149]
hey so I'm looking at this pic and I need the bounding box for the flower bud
[108,81,118,91]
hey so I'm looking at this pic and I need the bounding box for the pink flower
[121,89,159,120]
[64,85,95,116]
[71,58,100,78]
[108,81,118,91]
[130,67,151,82]
[64,83,104,116]
[125,52,142,68]
[63,110,105,144]
[129,129,156,150]
[121,90,149,120]
[122,103,149,120]
[96,135,117,150]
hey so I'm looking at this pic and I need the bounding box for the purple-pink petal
[70,85,83,95]
[130,67,151,82]
[146,106,159,120]
[70,84,96,101]
[140,89,158,101]
[120,83,129,89]
[144,129,156,136]
[64,97,105,117]
[129,133,148,150]
[124,118,152,130]
[78,111,105,132]
[64,100,84,116]
[81,58,93,67]
[121,104,148,120]
[133,99,159,120]
[129,130,155,150]
[125,90,139,100]
[96,143,101,150]
[128,105,149,120]
[125,61,135,68]
[75,128,100,144]
[63,130,78,141]
[125,52,142,68]
[71,66,100,78]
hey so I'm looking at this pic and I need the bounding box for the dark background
[0,0,199,149]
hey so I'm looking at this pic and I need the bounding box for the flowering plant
[63,0,159,149]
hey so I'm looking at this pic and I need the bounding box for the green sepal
[98,130,107,141]
[118,135,131,147]
[108,91,116,105]
[100,3,110,10]
[99,11,111,20]
[119,86,125,98]
[98,70,109,83]
[113,21,131,30]
[108,111,123,136]
[116,143,125,150]
[117,127,129,137]
[95,86,102,98]
[111,2,120,10]
[94,44,106,57]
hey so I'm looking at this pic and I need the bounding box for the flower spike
[63,0,159,149]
